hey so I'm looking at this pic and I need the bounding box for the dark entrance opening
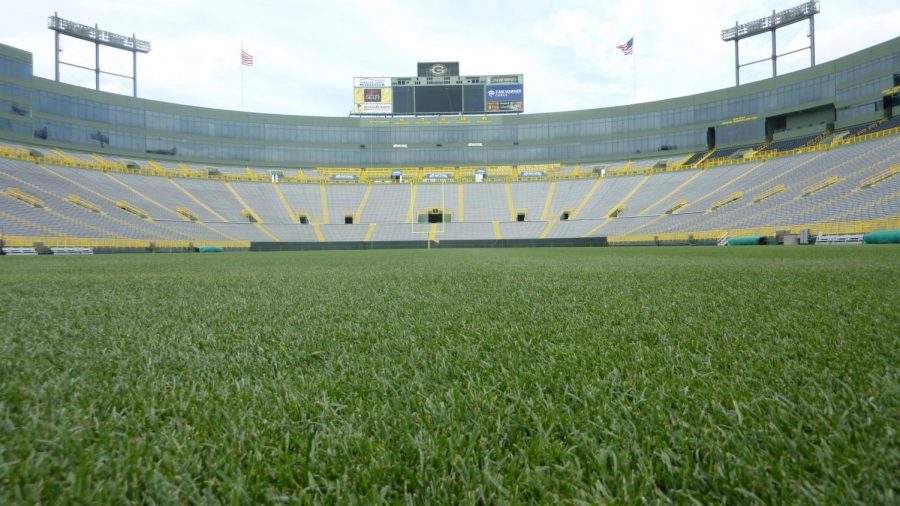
[298,214,308,224]
[706,127,716,150]
[765,116,787,142]
[516,212,526,222]
[884,73,898,119]
[560,211,570,220]
[428,208,443,223]
[344,215,354,224]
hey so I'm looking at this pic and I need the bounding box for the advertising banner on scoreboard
[354,103,393,114]
[354,87,392,104]
[353,77,392,88]
[485,84,524,112]
[353,81,393,114]
[485,84,523,102]
[488,75,521,84]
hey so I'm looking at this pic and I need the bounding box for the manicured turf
[1,247,898,503]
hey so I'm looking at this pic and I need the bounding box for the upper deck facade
[0,38,897,168]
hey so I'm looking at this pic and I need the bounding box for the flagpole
[632,35,637,103]
[240,41,245,111]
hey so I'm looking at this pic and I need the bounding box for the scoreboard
[353,62,523,116]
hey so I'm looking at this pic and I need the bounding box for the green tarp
[728,236,765,246]
[195,246,225,253]
[863,230,900,244]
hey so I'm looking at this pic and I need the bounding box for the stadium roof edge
[2,36,898,126]
[0,42,33,63]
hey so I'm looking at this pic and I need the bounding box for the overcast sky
[1,0,897,116]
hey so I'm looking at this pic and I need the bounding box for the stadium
[1,2,898,503]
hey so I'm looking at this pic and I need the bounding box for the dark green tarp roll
[728,236,765,246]
[195,246,225,253]
[863,230,900,244]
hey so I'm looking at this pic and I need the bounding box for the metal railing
[1,127,897,187]
[607,217,900,244]
[2,217,895,250]
[1,235,249,249]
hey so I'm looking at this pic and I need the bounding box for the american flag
[241,49,254,66]
[616,37,633,55]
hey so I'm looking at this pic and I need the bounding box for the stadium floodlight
[721,1,819,85]
[48,12,151,97]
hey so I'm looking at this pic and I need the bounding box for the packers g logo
[431,64,447,76]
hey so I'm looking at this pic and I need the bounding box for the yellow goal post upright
[410,179,448,243]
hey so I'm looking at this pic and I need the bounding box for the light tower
[48,13,151,97]
[722,1,820,86]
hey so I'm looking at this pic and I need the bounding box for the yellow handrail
[0,127,896,187]
[1,235,250,249]
[115,200,151,220]
[66,194,103,213]
[709,192,743,212]
[801,176,842,196]
[666,199,688,214]
[608,217,900,244]
[5,187,45,208]
[859,164,899,188]
[752,184,785,203]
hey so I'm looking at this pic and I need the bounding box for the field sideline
[1,247,898,503]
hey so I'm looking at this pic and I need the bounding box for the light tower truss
[48,12,151,97]
[722,1,820,86]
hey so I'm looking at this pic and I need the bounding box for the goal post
[410,180,448,236]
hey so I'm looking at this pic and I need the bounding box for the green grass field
[1,247,898,503]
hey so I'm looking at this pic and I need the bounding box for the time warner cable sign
[485,84,523,112]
